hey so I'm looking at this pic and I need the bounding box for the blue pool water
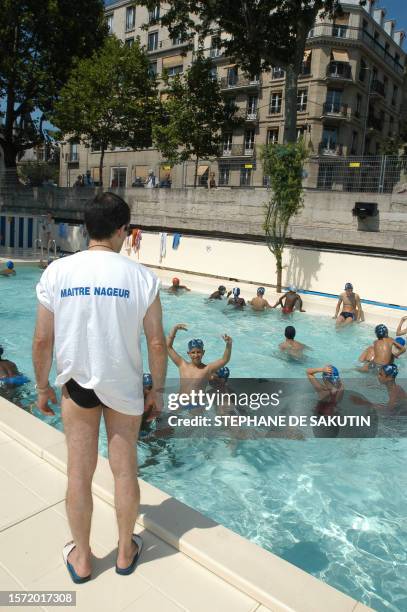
[1,266,407,612]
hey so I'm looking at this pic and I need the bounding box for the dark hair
[84,192,130,240]
[285,326,296,340]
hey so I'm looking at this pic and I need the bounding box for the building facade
[59,0,406,188]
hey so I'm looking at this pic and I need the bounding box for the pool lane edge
[0,397,373,612]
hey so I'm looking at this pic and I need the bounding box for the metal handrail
[35,238,44,260]
[47,239,57,261]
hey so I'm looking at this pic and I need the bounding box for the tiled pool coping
[0,397,372,612]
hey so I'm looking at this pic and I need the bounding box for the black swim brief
[65,378,101,409]
[340,311,355,320]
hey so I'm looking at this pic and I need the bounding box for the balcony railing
[322,102,349,117]
[220,144,256,157]
[148,37,191,53]
[371,79,386,97]
[307,23,404,75]
[68,152,79,163]
[219,75,261,90]
[318,142,343,156]
[299,62,312,77]
[326,61,352,80]
[234,108,259,122]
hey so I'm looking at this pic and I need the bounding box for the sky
[381,0,407,33]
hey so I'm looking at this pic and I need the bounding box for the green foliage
[51,36,158,185]
[0,0,107,167]
[262,142,307,289]
[153,55,233,184]
[18,161,59,187]
[379,136,403,156]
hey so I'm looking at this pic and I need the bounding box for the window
[149,62,157,76]
[172,34,183,46]
[362,19,368,31]
[372,66,378,81]
[322,128,337,151]
[325,89,342,113]
[148,5,160,23]
[107,14,113,34]
[267,128,279,144]
[385,42,390,55]
[210,36,222,57]
[244,129,255,153]
[392,84,398,106]
[240,166,252,186]
[296,126,306,141]
[356,94,362,117]
[350,131,358,154]
[332,22,348,38]
[125,6,135,31]
[374,31,380,44]
[227,67,238,86]
[111,167,127,188]
[148,31,158,51]
[209,66,217,81]
[219,166,230,186]
[272,67,285,79]
[222,133,232,155]
[395,53,400,67]
[359,58,367,82]
[269,91,282,114]
[167,65,183,77]
[247,95,258,115]
[297,89,307,112]
[125,38,134,47]
[69,143,78,162]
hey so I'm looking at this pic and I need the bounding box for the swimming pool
[1,266,407,612]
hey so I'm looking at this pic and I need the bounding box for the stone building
[59,0,406,188]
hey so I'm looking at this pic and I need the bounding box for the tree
[262,143,307,292]
[153,55,236,187]
[0,0,107,177]
[51,36,158,187]
[140,0,365,143]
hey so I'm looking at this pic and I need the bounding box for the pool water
[1,266,407,612]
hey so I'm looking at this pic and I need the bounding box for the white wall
[125,231,407,306]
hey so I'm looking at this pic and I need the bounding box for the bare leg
[103,407,142,569]
[61,387,102,577]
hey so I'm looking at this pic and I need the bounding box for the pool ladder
[47,240,57,261]
[35,238,44,261]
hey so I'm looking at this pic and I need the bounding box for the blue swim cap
[188,338,204,351]
[395,337,406,347]
[381,364,398,378]
[375,324,388,339]
[233,287,240,298]
[6,261,14,270]
[322,365,340,384]
[345,282,353,291]
[257,287,265,296]
[216,366,230,379]
[288,285,297,293]
[143,373,153,387]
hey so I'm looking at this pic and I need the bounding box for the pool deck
[0,397,374,612]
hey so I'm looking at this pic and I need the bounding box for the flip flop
[116,534,143,575]
[62,542,92,584]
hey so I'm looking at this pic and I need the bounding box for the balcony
[326,61,352,81]
[307,24,404,75]
[147,37,191,54]
[321,102,349,119]
[220,144,256,157]
[219,75,261,90]
[299,62,312,78]
[234,108,259,122]
[318,142,343,156]
[370,79,386,98]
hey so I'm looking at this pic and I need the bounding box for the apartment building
[59,0,406,188]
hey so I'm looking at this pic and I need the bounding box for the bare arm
[180,285,191,292]
[273,295,284,308]
[333,297,343,318]
[355,294,364,322]
[166,323,187,367]
[32,304,57,415]
[306,367,326,392]
[143,295,167,420]
[296,295,306,312]
[392,338,406,355]
[396,316,407,336]
[207,335,233,373]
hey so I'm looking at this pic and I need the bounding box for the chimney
[393,31,405,47]
[366,0,376,14]
[384,20,394,37]
[373,8,386,26]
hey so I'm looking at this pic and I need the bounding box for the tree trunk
[99,146,105,187]
[275,250,283,293]
[283,65,298,144]
[194,156,199,188]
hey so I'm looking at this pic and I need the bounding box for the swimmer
[396,315,407,337]
[371,324,405,366]
[358,344,375,372]
[248,287,272,311]
[306,365,344,412]
[167,323,232,396]
[209,285,227,300]
[393,337,406,359]
[227,287,245,308]
[168,277,191,294]
[279,326,307,359]
[377,365,407,409]
[0,261,16,276]
[140,373,173,439]
[333,283,364,325]
[0,346,18,379]
[273,285,305,314]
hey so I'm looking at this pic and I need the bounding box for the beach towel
[172,233,181,250]
[159,232,167,262]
